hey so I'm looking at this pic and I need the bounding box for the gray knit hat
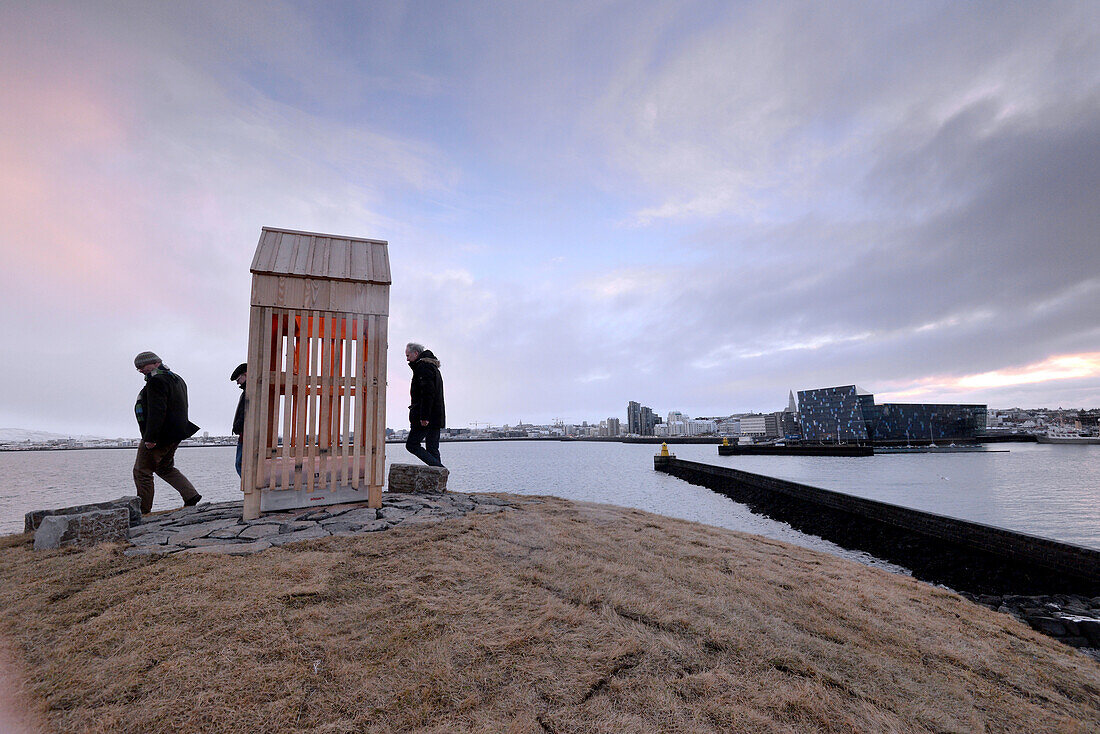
[134,351,161,368]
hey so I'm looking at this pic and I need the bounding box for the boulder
[33,507,130,551]
[1078,619,1100,647]
[387,463,449,495]
[25,496,141,533]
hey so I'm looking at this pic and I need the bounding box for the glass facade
[796,386,873,442]
[869,403,987,443]
[797,386,986,443]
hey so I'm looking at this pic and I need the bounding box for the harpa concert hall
[796,385,986,444]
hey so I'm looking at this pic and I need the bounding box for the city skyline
[2,2,1099,437]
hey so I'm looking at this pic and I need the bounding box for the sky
[1,0,1099,438]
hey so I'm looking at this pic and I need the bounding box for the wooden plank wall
[240,307,387,519]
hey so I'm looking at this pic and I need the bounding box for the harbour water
[1,442,1097,556]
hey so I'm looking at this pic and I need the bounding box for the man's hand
[420,420,429,427]
[144,441,156,449]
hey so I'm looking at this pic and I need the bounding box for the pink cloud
[877,352,1100,402]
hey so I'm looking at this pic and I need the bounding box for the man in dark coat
[405,342,445,467]
[230,362,248,477]
[132,351,202,513]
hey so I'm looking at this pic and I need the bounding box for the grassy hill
[0,494,1098,733]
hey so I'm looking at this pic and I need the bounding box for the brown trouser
[133,441,199,513]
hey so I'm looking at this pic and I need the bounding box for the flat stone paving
[124,492,516,557]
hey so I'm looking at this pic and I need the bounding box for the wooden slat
[241,306,265,519]
[371,243,390,284]
[280,309,296,490]
[361,314,378,489]
[350,241,369,281]
[318,312,334,489]
[339,314,354,486]
[303,313,317,494]
[353,315,366,489]
[371,313,388,503]
[291,234,311,275]
[308,237,329,280]
[253,306,274,496]
[328,239,349,281]
[272,232,296,273]
[268,310,285,492]
[250,229,278,273]
[293,311,310,490]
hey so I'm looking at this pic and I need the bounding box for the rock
[208,527,244,539]
[34,508,130,551]
[238,524,282,540]
[322,522,362,534]
[280,520,319,533]
[1028,617,1067,637]
[128,522,169,537]
[170,519,242,543]
[387,463,449,495]
[321,507,377,524]
[474,495,512,506]
[1061,636,1090,648]
[378,506,414,521]
[129,532,172,547]
[1078,619,1100,647]
[267,525,330,546]
[179,537,243,548]
[123,545,176,557]
[25,496,141,533]
[181,541,272,555]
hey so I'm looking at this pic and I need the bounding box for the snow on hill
[0,428,107,443]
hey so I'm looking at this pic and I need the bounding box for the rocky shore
[961,591,1100,654]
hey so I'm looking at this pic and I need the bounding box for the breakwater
[718,443,873,456]
[653,456,1100,597]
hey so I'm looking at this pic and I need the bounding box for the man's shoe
[184,494,202,507]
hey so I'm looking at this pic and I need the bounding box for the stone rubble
[118,492,516,558]
[960,591,1100,660]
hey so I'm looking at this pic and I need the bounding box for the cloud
[2,1,1098,433]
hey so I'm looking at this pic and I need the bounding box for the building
[627,402,656,436]
[869,403,987,443]
[797,385,986,443]
[627,401,641,435]
[739,413,779,438]
[797,386,875,442]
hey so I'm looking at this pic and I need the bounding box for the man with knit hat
[230,362,248,477]
[133,351,202,513]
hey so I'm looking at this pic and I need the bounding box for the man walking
[405,342,445,467]
[132,351,202,513]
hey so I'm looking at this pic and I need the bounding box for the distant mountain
[0,428,108,443]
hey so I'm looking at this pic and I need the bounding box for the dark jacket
[408,351,445,429]
[135,366,200,444]
[232,385,248,437]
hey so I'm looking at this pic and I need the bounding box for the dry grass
[0,494,1098,733]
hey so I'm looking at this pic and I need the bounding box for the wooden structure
[240,227,390,520]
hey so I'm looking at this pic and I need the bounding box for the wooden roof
[250,227,391,285]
